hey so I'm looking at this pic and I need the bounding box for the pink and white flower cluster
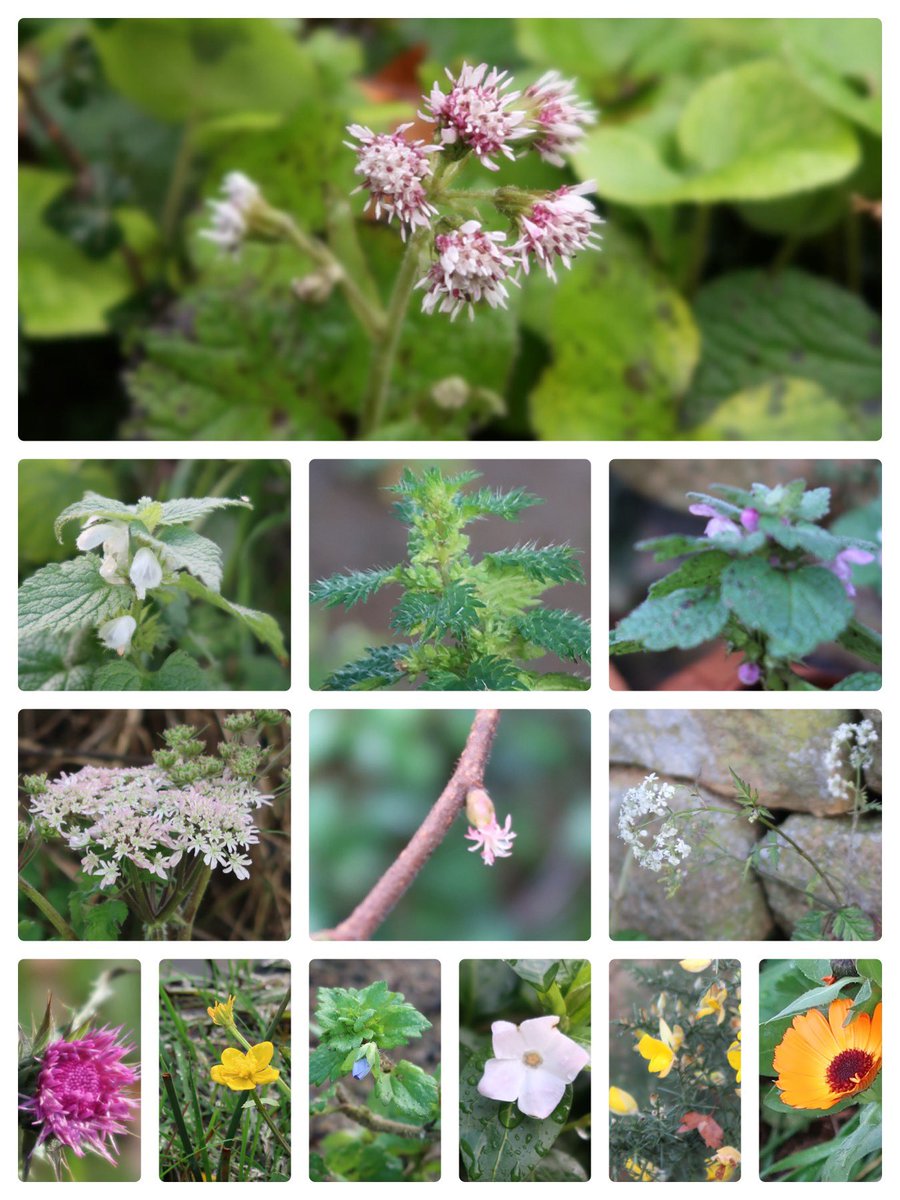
[421,61,528,170]
[344,123,440,238]
[417,221,518,322]
[29,763,272,888]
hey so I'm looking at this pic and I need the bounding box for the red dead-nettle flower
[344,123,441,238]
[421,61,528,170]
[417,220,517,322]
[517,182,603,281]
[523,71,597,166]
[21,1027,138,1163]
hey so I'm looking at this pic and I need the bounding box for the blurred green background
[19,18,881,441]
[309,709,590,939]
[19,959,141,1182]
[18,458,290,690]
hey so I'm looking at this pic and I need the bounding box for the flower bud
[466,786,496,829]
[130,547,163,600]
[98,615,137,656]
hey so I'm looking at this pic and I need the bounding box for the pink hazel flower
[417,220,517,321]
[344,123,440,239]
[740,507,760,532]
[421,61,528,170]
[688,504,741,538]
[477,1015,590,1119]
[827,546,875,597]
[523,71,597,166]
[466,814,516,866]
[516,182,603,281]
[20,1028,138,1164]
[738,662,762,687]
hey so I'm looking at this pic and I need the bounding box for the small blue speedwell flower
[351,1056,371,1080]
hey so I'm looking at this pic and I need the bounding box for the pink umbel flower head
[344,123,441,239]
[417,220,517,322]
[516,182,603,281]
[20,1027,139,1163]
[477,1015,590,1118]
[826,546,875,597]
[523,71,597,166]
[465,813,516,866]
[420,61,528,170]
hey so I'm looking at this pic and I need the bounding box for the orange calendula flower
[774,998,881,1110]
[211,1042,280,1091]
[697,981,728,1024]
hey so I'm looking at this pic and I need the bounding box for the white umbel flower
[516,182,603,281]
[421,61,528,170]
[417,220,517,321]
[129,547,163,600]
[345,123,440,238]
[98,615,137,657]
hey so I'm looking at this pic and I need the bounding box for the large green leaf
[720,559,852,658]
[685,268,881,432]
[18,629,99,691]
[175,574,287,664]
[18,557,128,638]
[574,59,859,205]
[527,228,699,439]
[459,1046,570,1182]
[611,586,728,652]
[781,19,882,135]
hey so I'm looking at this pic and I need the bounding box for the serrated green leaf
[635,533,709,561]
[309,1044,348,1088]
[92,659,144,691]
[153,650,212,691]
[322,645,408,691]
[721,559,852,658]
[18,629,98,691]
[695,378,865,441]
[133,526,224,592]
[483,543,585,585]
[514,608,591,664]
[756,516,846,560]
[422,656,528,691]
[310,567,397,610]
[83,899,129,940]
[53,491,136,542]
[458,486,543,523]
[156,496,252,526]
[831,671,882,691]
[175,573,287,664]
[831,906,875,941]
[18,557,129,638]
[388,1060,439,1119]
[612,587,728,651]
[648,550,732,598]
[390,582,484,641]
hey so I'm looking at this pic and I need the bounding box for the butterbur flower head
[97,615,136,657]
[465,813,516,866]
[516,182,603,281]
[200,171,263,253]
[129,547,162,600]
[421,61,528,170]
[417,220,517,321]
[210,1042,280,1091]
[20,1027,138,1163]
[345,123,440,238]
[522,71,597,166]
[477,1015,590,1119]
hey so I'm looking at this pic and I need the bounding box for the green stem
[250,1090,291,1156]
[178,864,212,939]
[160,116,197,253]
[683,203,711,294]
[757,817,845,905]
[18,876,77,939]
[279,216,385,341]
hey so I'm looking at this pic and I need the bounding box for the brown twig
[315,709,501,940]
[320,1085,440,1142]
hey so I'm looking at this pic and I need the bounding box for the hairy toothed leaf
[836,620,882,667]
[310,567,397,610]
[18,557,130,638]
[391,583,484,640]
[175,573,287,663]
[154,496,253,526]
[515,608,591,663]
[322,644,409,691]
[611,587,729,651]
[309,1044,349,1087]
[457,485,543,523]
[388,1060,439,1119]
[720,559,852,658]
[483,542,585,585]
[831,906,876,941]
[831,671,882,691]
[636,533,709,562]
[648,550,732,598]
[54,491,135,542]
[315,982,431,1066]
[133,525,225,592]
[422,656,528,691]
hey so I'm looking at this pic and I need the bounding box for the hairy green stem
[18,876,77,939]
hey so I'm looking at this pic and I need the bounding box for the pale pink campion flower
[740,507,760,532]
[522,70,597,166]
[738,662,762,687]
[344,123,440,238]
[477,1015,590,1118]
[465,814,516,866]
[516,182,603,281]
[20,1027,139,1163]
[417,220,517,321]
[827,546,875,597]
[420,61,528,170]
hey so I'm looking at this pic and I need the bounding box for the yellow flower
[207,994,236,1028]
[679,959,712,973]
[697,981,728,1024]
[705,1146,741,1181]
[609,1086,639,1115]
[727,1032,742,1083]
[636,1018,683,1078]
[211,1043,280,1091]
[625,1156,656,1181]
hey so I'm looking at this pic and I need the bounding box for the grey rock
[609,709,858,815]
[861,709,882,793]
[759,813,882,936]
[609,765,774,940]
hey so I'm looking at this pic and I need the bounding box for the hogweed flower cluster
[617,774,692,875]
[824,719,878,801]
[26,763,272,888]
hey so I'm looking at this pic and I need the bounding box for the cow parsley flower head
[617,773,692,874]
[516,182,603,281]
[345,123,440,238]
[200,171,264,253]
[477,1015,590,1118]
[824,719,878,800]
[522,71,597,166]
[20,1027,138,1164]
[421,61,528,170]
[417,220,517,321]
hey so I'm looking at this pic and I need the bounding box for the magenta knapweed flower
[738,662,762,687]
[20,1027,138,1163]
[478,1015,590,1118]
[344,123,440,238]
[421,62,528,170]
[465,813,516,866]
[523,71,596,166]
[516,181,603,281]
[417,220,517,321]
[826,546,875,597]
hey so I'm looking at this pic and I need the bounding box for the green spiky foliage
[311,468,591,690]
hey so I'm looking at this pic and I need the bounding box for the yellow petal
[248,1041,275,1071]
[253,1066,280,1085]
[220,1047,249,1071]
[609,1086,639,1115]
[679,959,712,973]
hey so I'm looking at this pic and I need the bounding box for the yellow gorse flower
[679,959,712,973]
[697,981,728,1024]
[636,1017,683,1078]
[211,1043,280,1091]
[609,1086,639,1115]
[625,1156,656,1182]
[207,994,236,1028]
[727,1032,742,1083]
[705,1146,741,1181]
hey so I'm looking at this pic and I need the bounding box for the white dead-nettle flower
[98,615,137,657]
[824,719,879,800]
[77,519,130,586]
[129,547,163,601]
[617,773,692,873]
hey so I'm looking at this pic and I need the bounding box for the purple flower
[421,62,528,170]
[522,71,597,166]
[344,123,440,239]
[20,1028,139,1164]
[737,662,762,687]
[740,508,760,532]
[416,220,517,321]
[689,504,741,538]
[516,182,603,281]
[827,546,875,597]
[351,1056,371,1080]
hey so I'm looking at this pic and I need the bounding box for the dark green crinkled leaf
[18,629,99,691]
[92,659,144,690]
[391,583,484,640]
[648,550,732,598]
[831,671,882,691]
[18,556,129,638]
[721,559,853,658]
[387,1060,439,1119]
[611,587,729,651]
[636,533,709,561]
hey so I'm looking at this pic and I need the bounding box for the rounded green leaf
[694,379,862,441]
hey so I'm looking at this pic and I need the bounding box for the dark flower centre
[826,1048,874,1093]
